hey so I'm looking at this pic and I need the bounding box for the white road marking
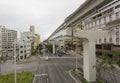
[35,74,48,77]
[33,74,48,83]
[69,70,79,83]
[39,56,79,59]
[17,67,23,69]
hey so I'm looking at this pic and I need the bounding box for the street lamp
[14,39,17,83]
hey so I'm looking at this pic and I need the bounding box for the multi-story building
[0,26,17,57]
[62,0,120,49]
[19,25,40,60]
[82,0,120,45]
[19,37,31,60]
[48,0,120,82]
[48,0,120,53]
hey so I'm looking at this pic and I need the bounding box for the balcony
[106,18,120,27]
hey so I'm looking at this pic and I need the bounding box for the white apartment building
[0,26,17,57]
[19,37,31,60]
[82,0,120,45]
[19,25,40,60]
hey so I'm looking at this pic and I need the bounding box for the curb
[69,70,79,83]
[16,59,38,64]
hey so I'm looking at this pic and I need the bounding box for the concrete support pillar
[52,43,55,54]
[83,39,96,82]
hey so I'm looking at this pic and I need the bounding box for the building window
[116,12,119,19]
[116,31,119,35]
[89,23,91,28]
[88,23,90,28]
[20,46,23,48]
[104,17,106,24]
[104,38,107,43]
[99,38,101,43]
[21,51,23,53]
[20,56,23,59]
[99,19,101,25]
[109,38,112,43]
[95,20,97,26]
[93,22,95,27]
[87,24,89,29]
[27,37,30,39]
[109,14,112,21]
[91,22,93,28]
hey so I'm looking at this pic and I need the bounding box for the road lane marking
[35,74,48,77]
[39,56,79,59]
[32,76,36,83]
[17,67,23,69]
[47,77,49,83]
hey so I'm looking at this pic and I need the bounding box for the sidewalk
[17,56,38,64]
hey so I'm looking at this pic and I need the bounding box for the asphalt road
[34,55,82,83]
[100,67,120,83]
[34,55,120,83]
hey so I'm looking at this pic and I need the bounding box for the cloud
[0,0,85,41]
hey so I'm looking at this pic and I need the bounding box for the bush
[112,50,120,66]
[45,44,52,53]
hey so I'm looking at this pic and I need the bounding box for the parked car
[56,50,66,57]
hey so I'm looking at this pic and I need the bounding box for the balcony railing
[106,18,120,27]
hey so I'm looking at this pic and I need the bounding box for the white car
[44,56,49,61]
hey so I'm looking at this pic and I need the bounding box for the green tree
[45,44,52,53]
[112,50,120,67]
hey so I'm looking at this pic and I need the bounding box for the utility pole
[76,56,78,71]
[14,39,17,83]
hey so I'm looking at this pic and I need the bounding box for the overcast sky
[0,0,85,41]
